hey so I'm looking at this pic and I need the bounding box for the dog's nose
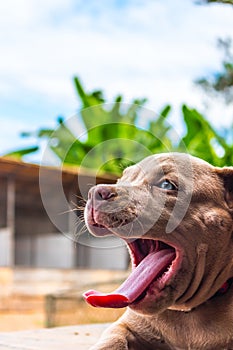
[93,186,117,201]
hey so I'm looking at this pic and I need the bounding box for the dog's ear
[219,167,233,209]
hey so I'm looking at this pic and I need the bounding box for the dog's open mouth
[83,239,179,308]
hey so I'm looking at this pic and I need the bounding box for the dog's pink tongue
[83,249,175,308]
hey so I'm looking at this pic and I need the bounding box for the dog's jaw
[83,237,183,312]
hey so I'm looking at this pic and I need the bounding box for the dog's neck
[170,277,233,312]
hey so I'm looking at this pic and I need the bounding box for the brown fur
[85,153,233,350]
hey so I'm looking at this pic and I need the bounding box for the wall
[0,228,11,266]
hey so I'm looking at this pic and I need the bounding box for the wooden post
[7,177,15,267]
[68,187,77,268]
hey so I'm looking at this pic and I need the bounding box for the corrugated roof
[0,157,117,212]
[0,157,117,184]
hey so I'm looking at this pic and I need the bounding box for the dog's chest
[154,306,233,350]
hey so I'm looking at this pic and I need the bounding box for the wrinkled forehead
[121,153,213,182]
[139,153,190,173]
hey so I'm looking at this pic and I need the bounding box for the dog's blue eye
[159,180,177,191]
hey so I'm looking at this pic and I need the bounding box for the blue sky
[0,0,233,162]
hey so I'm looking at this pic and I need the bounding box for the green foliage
[196,38,233,103]
[4,146,39,160]
[198,0,233,5]
[181,105,233,166]
[6,77,233,172]
[49,78,174,174]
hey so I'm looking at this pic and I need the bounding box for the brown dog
[84,153,233,350]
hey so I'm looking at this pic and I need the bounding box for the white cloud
[0,0,233,158]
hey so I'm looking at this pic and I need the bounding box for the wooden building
[0,158,128,270]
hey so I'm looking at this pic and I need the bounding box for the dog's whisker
[72,221,87,241]
[74,194,87,202]
[74,205,85,211]
[58,208,79,215]
[86,183,96,189]
[72,198,86,207]
[70,200,86,212]
[74,218,86,229]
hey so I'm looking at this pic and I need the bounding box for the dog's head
[84,153,233,314]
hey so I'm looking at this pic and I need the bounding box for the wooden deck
[0,324,109,350]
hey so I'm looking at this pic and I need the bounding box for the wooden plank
[7,177,15,267]
[0,324,109,350]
